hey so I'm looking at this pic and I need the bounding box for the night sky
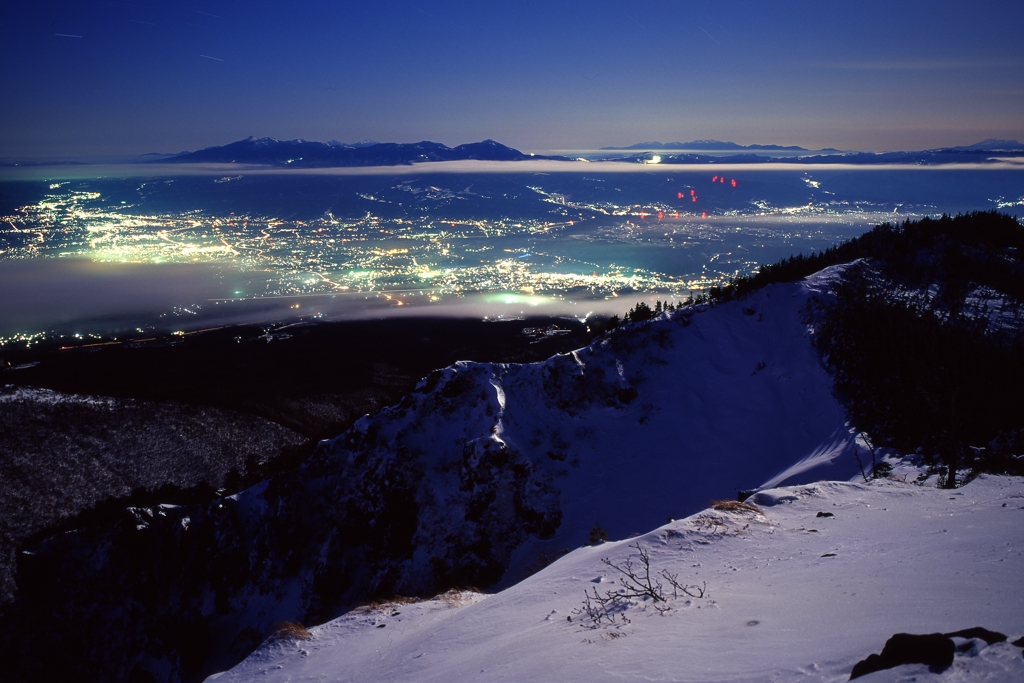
[2,1,1023,158]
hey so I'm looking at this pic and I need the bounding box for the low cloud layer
[0,259,231,335]
[0,258,657,337]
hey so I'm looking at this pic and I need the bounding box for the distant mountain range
[157,136,1024,169]
[602,139,1024,166]
[327,139,380,148]
[161,137,545,167]
[602,138,1024,154]
[945,138,1024,151]
[600,139,840,152]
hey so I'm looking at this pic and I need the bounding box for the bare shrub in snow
[692,514,727,533]
[271,622,312,641]
[710,500,763,515]
[355,594,419,613]
[437,588,482,608]
[572,543,707,627]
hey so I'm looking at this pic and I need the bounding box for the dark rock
[816,511,834,517]
[850,632,954,679]
[850,653,886,679]
[944,627,1007,644]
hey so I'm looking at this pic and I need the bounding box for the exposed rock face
[850,632,955,679]
[945,626,1007,645]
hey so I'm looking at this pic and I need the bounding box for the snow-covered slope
[214,474,1024,683]
[4,271,867,682]
[314,265,858,590]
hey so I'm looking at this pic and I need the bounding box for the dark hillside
[0,389,306,605]
[4,316,598,441]
[717,211,1024,485]
[717,211,1024,301]
[0,316,596,613]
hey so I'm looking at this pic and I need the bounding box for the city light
[0,181,873,344]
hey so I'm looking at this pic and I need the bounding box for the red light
[702,212,707,218]
[692,196,697,203]
[674,211,679,218]
[712,175,718,183]
[657,211,663,219]
[731,178,737,187]
[720,177,725,183]
[690,189,696,196]
[640,211,646,219]
[677,191,683,199]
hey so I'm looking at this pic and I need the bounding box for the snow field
[214,475,1024,682]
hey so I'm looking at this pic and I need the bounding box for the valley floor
[212,474,1024,683]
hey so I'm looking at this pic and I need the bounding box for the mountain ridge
[946,138,1024,151]
[154,136,1024,168]
[600,139,822,152]
[160,137,545,167]
[602,138,1024,153]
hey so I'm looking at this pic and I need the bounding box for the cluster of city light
[1,189,739,304]
[0,330,48,349]
[0,181,876,350]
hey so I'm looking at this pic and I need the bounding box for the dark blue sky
[2,1,1022,158]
